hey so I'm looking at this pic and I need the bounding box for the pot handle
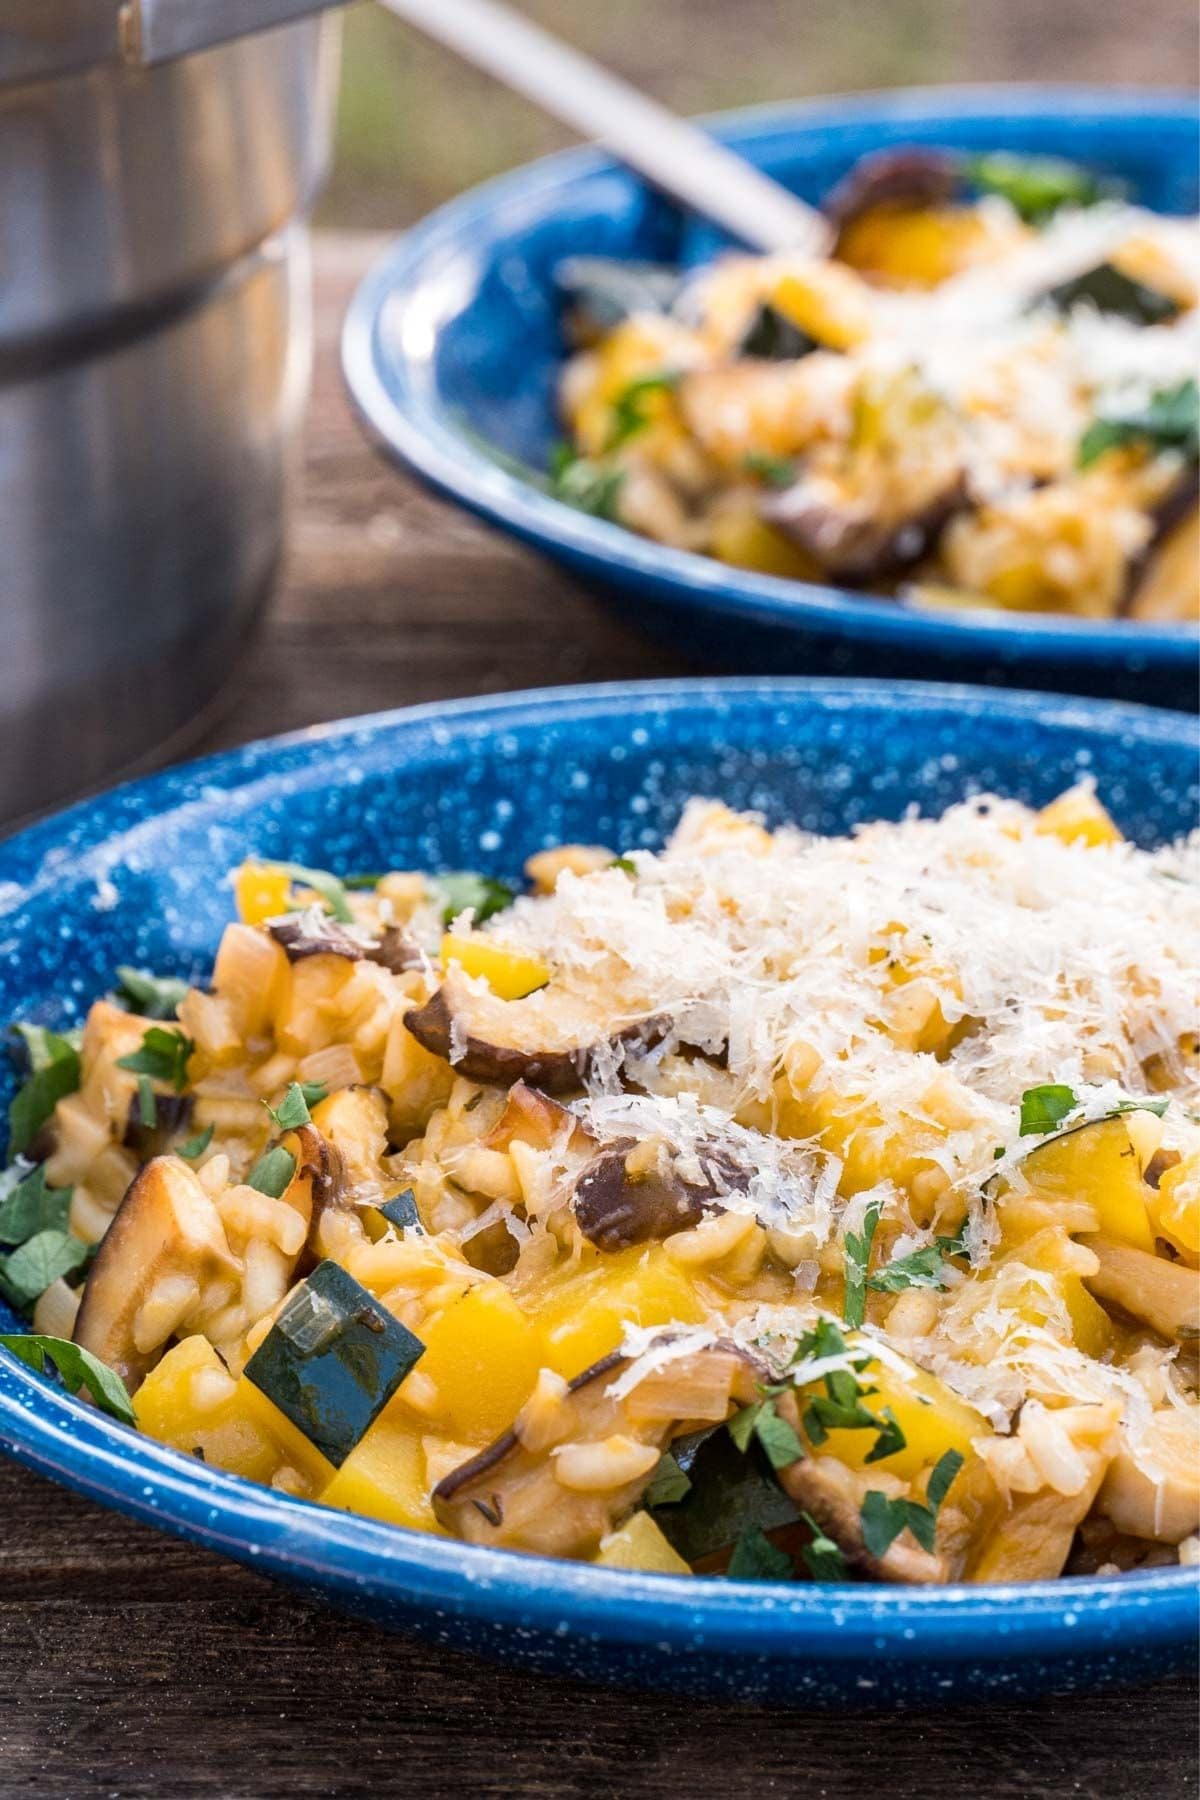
[121,0,350,66]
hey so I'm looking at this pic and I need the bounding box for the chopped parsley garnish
[432,871,516,929]
[726,1524,794,1581]
[610,856,638,877]
[867,1223,971,1297]
[728,1395,805,1471]
[800,1512,849,1582]
[1078,377,1199,470]
[177,1124,215,1161]
[644,1450,692,1507]
[789,1318,907,1466]
[842,1197,883,1329]
[245,1146,297,1199]
[863,1407,907,1465]
[606,371,680,449]
[0,1333,135,1426]
[743,451,797,488]
[859,1448,964,1557]
[7,1026,81,1160]
[117,1026,193,1093]
[263,1080,328,1134]
[1018,1083,1078,1136]
[273,862,354,925]
[549,449,625,522]
[113,966,189,1020]
[0,1165,71,1247]
[965,151,1112,222]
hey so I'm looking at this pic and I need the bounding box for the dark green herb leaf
[739,302,820,360]
[606,371,680,449]
[550,453,625,521]
[114,966,189,1020]
[610,856,638,877]
[864,1406,907,1464]
[726,1524,794,1581]
[177,1124,215,1161]
[1045,263,1181,326]
[859,1448,964,1557]
[644,1450,692,1507]
[263,1082,315,1133]
[800,1512,849,1582]
[789,1316,850,1366]
[0,1333,135,1425]
[246,1146,297,1199]
[341,874,384,891]
[0,1165,72,1247]
[926,1447,965,1511]
[1019,1083,1077,1136]
[0,1228,92,1311]
[729,1397,805,1470]
[1107,1096,1170,1119]
[1078,378,1199,469]
[117,1026,193,1093]
[867,1243,947,1293]
[842,1198,883,1329]
[433,872,516,929]
[649,1424,799,1563]
[743,451,797,488]
[136,1075,157,1132]
[7,1028,81,1160]
[966,151,1111,222]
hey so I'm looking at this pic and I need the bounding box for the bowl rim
[0,674,1196,1661]
[342,82,1200,672]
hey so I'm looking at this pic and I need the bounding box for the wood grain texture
[1,235,1195,1799]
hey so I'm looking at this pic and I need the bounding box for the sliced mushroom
[365,926,424,974]
[433,1340,762,1559]
[404,967,665,1094]
[1081,1235,1200,1341]
[824,146,961,234]
[1097,1410,1200,1545]
[73,1156,238,1391]
[1126,502,1199,623]
[482,1081,596,1158]
[762,477,967,583]
[573,1137,749,1253]
[268,911,368,963]
[289,1123,350,1272]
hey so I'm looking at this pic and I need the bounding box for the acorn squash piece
[1022,1117,1155,1252]
[243,1259,425,1467]
[73,1157,238,1392]
[530,1243,709,1379]
[403,966,664,1094]
[595,1510,691,1574]
[318,1414,442,1532]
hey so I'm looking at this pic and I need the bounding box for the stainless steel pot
[0,2,343,820]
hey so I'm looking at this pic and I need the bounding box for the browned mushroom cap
[824,147,961,234]
[73,1157,238,1392]
[365,926,424,974]
[483,1081,597,1156]
[433,1340,763,1560]
[268,913,369,962]
[761,479,967,584]
[404,967,665,1094]
[573,1138,750,1253]
[288,1123,350,1273]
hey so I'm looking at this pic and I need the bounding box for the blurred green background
[320,0,1198,226]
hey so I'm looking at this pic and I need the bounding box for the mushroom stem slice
[1081,1235,1200,1341]
[73,1156,237,1392]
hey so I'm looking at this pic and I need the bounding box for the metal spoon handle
[376,0,830,256]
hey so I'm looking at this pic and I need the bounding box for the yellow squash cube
[402,1282,543,1443]
[319,1417,441,1533]
[801,1340,989,1481]
[439,933,550,1000]
[531,1245,708,1380]
[1023,1118,1155,1253]
[595,1511,690,1575]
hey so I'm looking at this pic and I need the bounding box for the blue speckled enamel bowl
[0,680,1196,1703]
[343,88,1200,708]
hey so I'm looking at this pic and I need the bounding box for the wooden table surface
[3,234,1194,1799]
